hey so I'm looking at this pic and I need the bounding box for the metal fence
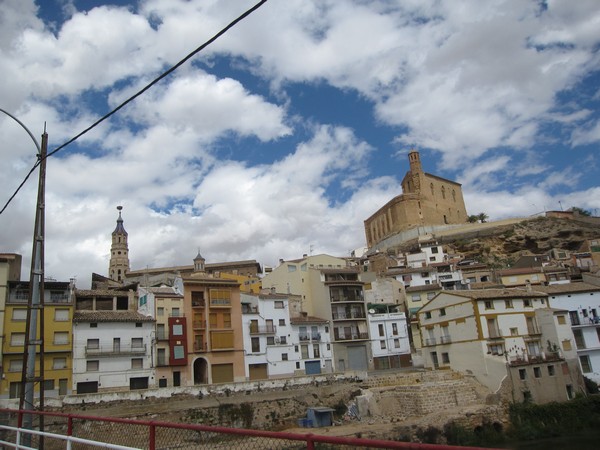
[0,408,495,450]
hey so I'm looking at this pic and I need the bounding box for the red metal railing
[0,408,498,450]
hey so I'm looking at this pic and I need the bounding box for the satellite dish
[368,309,376,314]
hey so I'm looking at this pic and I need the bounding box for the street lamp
[0,107,47,446]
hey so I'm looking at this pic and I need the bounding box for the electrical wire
[0,0,268,216]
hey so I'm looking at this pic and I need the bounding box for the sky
[1,0,599,287]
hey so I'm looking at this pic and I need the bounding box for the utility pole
[19,129,48,448]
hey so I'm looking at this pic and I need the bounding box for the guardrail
[0,408,498,450]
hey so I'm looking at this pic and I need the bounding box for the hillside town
[1,150,599,413]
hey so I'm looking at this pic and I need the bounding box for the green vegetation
[571,206,592,216]
[444,421,506,447]
[414,397,600,447]
[507,396,600,441]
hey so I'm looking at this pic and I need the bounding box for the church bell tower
[109,206,130,282]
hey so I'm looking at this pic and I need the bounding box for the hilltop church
[364,150,468,248]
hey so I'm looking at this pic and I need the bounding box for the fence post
[306,433,315,450]
[149,423,156,450]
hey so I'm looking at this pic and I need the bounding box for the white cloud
[1,0,600,287]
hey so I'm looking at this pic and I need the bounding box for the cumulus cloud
[1,0,599,286]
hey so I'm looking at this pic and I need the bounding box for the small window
[412,294,421,301]
[87,360,99,372]
[280,336,287,345]
[9,359,23,372]
[378,324,384,337]
[484,300,494,310]
[505,299,513,309]
[510,328,518,336]
[172,324,183,336]
[135,322,142,328]
[427,292,436,300]
[519,368,526,380]
[296,362,300,369]
[53,357,67,370]
[274,301,284,309]
[173,345,185,359]
[131,358,143,369]
[157,307,164,316]
[580,355,592,373]
[425,311,432,319]
[43,380,55,391]
[131,337,143,349]
[442,352,450,364]
[12,309,27,321]
[279,319,286,326]
[54,332,69,345]
[557,315,566,325]
[281,353,288,361]
[440,308,446,317]
[394,338,400,348]
[562,340,572,351]
[380,340,386,349]
[533,367,541,378]
[267,336,275,346]
[524,299,532,308]
[87,338,99,349]
[54,309,69,321]
[90,323,97,328]
[547,365,555,376]
[10,333,25,347]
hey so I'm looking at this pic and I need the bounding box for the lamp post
[0,108,47,446]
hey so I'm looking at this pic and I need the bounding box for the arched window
[430,183,434,195]
[452,189,456,202]
[441,186,446,199]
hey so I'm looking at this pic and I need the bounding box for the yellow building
[218,272,262,293]
[183,273,245,385]
[0,253,22,385]
[1,280,74,399]
[364,150,468,248]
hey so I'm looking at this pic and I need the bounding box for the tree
[467,215,479,223]
[571,206,592,217]
[477,212,489,223]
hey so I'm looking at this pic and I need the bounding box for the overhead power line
[0,0,268,216]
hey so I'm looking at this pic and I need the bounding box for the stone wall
[356,370,484,420]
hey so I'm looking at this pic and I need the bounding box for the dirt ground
[57,379,502,443]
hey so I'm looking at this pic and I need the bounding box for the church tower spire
[109,205,130,282]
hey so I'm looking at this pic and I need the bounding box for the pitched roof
[532,282,600,295]
[290,315,329,324]
[73,310,154,322]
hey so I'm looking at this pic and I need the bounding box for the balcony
[440,335,452,344]
[333,332,368,342]
[194,342,207,352]
[249,325,277,335]
[332,310,365,320]
[425,337,437,346]
[299,333,321,342]
[508,351,564,366]
[85,344,146,357]
[488,329,503,340]
[330,295,363,303]
[192,321,205,330]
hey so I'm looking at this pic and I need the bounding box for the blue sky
[1,0,599,286]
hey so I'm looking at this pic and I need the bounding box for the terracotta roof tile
[73,310,155,322]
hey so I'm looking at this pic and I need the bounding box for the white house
[241,292,333,379]
[240,292,296,379]
[290,313,333,375]
[367,305,411,369]
[72,310,155,393]
[417,288,584,403]
[536,282,600,383]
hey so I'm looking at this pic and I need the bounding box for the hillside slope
[395,216,599,268]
